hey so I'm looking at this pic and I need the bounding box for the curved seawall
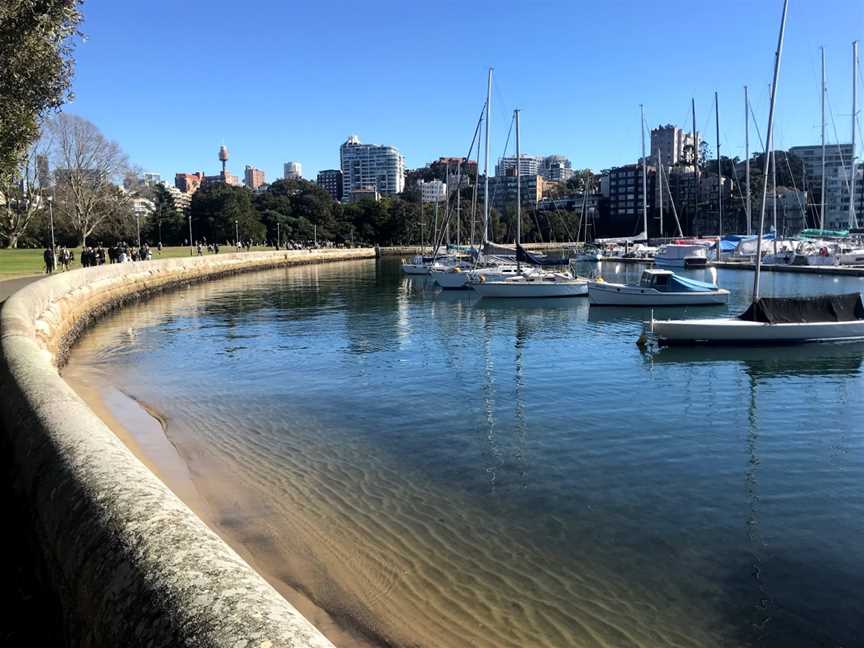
[0,249,375,647]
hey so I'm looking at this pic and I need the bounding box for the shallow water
[65,258,864,647]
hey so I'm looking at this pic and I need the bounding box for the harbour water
[63,258,864,647]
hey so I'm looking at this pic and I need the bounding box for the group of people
[43,241,160,273]
[42,247,74,273]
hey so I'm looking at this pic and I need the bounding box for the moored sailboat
[643,0,864,346]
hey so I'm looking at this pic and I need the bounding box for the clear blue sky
[68,0,863,183]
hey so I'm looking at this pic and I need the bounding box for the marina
[63,257,864,648]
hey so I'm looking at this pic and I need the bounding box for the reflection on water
[64,258,864,647]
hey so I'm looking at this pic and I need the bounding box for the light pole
[158,219,162,247]
[47,195,56,251]
[188,214,193,253]
[135,211,141,249]
[276,222,280,249]
[235,220,239,250]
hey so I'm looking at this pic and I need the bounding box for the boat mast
[753,0,789,302]
[772,125,778,251]
[820,47,826,230]
[640,104,648,239]
[658,148,664,237]
[745,85,751,235]
[483,67,492,246]
[515,109,521,272]
[692,97,698,235]
[850,41,859,229]
[715,91,722,260]
[456,163,461,248]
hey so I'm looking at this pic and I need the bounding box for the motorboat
[653,243,709,268]
[401,255,434,275]
[471,270,589,298]
[646,293,864,345]
[570,245,604,263]
[588,269,729,306]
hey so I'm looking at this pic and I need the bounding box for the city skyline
[68,1,863,182]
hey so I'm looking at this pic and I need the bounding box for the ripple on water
[65,259,864,648]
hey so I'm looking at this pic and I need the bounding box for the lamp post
[158,219,162,247]
[235,220,239,250]
[188,214,193,253]
[47,195,56,251]
[276,222,280,249]
[135,211,141,249]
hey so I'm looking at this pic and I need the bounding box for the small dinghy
[646,293,864,345]
[589,269,729,306]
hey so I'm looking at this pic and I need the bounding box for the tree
[190,183,264,244]
[48,114,130,246]
[0,1,83,183]
[143,184,186,245]
[0,137,51,247]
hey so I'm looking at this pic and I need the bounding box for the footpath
[0,274,64,647]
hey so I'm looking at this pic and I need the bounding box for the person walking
[43,247,55,274]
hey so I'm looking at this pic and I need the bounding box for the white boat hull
[401,264,431,275]
[588,282,729,306]
[431,270,470,289]
[472,279,588,298]
[650,317,864,344]
[653,256,709,268]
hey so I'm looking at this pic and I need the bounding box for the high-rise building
[36,155,51,188]
[496,155,541,177]
[340,135,405,198]
[283,161,302,180]
[540,155,574,182]
[788,144,864,229]
[605,164,656,236]
[162,183,192,213]
[316,169,343,202]
[477,175,544,212]
[650,124,698,166]
[175,172,204,193]
[142,172,162,186]
[244,165,266,190]
[418,179,447,203]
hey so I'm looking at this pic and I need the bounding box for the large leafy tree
[0,0,82,183]
[142,184,186,245]
[190,183,264,244]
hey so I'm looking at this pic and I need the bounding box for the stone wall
[0,249,376,647]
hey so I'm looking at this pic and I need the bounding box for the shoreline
[62,367,382,648]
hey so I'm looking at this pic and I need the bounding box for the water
[64,258,864,648]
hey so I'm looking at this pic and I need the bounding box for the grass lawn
[0,246,243,279]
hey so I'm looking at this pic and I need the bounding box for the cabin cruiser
[653,243,709,268]
[588,269,729,306]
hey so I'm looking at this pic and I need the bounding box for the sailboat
[644,0,864,346]
[472,109,588,298]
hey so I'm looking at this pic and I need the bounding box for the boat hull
[653,256,708,268]
[472,280,588,298]
[431,270,470,289]
[401,264,431,275]
[650,318,864,344]
[588,282,729,306]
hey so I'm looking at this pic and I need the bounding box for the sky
[67,0,864,183]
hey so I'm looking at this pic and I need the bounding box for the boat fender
[478,275,485,283]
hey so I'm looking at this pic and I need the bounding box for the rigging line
[826,91,853,195]
[430,99,490,258]
[659,161,684,237]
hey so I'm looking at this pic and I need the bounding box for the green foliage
[190,183,264,243]
[0,0,82,182]
[143,184,186,245]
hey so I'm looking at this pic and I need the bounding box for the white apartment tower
[283,161,302,180]
[340,135,405,197]
[650,124,698,166]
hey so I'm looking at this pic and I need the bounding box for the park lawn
[0,246,230,279]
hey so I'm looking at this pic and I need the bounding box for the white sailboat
[653,243,710,268]
[472,109,588,298]
[644,0,864,346]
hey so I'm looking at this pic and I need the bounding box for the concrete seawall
[0,249,376,647]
